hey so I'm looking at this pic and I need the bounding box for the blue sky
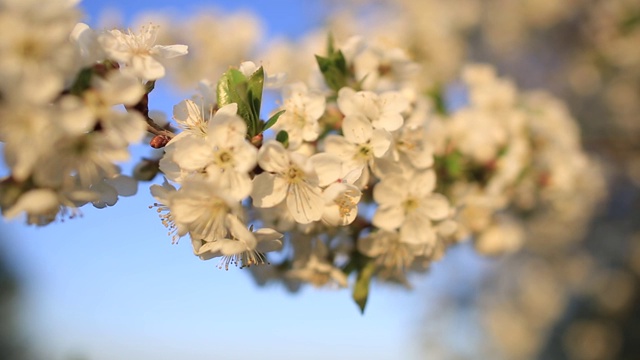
[0,1,493,359]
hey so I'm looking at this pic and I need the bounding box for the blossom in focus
[164,103,257,200]
[271,82,326,149]
[251,140,324,224]
[193,214,283,269]
[156,179,240,243]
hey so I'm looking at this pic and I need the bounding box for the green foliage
[275,130,289,148]
[435,150,464,186]
[352,259,376,314]
[262,109,286,133]
[144,80,156,94]
[315,34,353,92]
[217,67,266,138]
[427,85,448,115]
[69,67,93,96]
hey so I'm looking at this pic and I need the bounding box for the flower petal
[342,114,372,144]
[423,193,450,221]
[258,140,290,173]
[372,205,404,230]
[251,173,287,207]
[309,153,342,187]
[286,182,323,224]
[153,44,188,59]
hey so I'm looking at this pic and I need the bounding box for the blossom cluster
[0,0,605,311]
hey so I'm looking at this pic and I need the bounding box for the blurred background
[1,0,639,359]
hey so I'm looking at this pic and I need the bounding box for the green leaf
[217,67,266,138]
[427,86,447,115]
[353,260,376,314]
[69,67,94,96]
[263,110,286,132]
[217,69,245,108]
[326,32,335,55]
[445,151,464,179]
[247,66,264,113]
[315,47,350,92]
[144,80,156,94]
[275,130,289,148]
[621,12,640,34]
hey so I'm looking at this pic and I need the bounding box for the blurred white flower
[373,170,450,246]
[337,87,409,131]
[99,23,188,80]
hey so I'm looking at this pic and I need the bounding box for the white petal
[92,182,118,208]
[233,142,259,173]
[374,112,404,132]
[96,72,145,106]
[131,55,165,80]
[373,175,406,205]
[309,153,342,187]
[105,175,138,196]
[342,114,373,144]
[423,193,450,221]
[195,241,223,258]
[153,44,188,59]
[286,182,323,224]
[322,182,348,203]
[225,215,257,251]
[216,103,238,117]
[4,189,59,219]
[256,237,283,253]
[251,173,287,207]
[258,140,290,173]
[372,205,404,231]
[208,168,253,201]
[239,61,258,77]
[324,135,356,159]
[336,87,357,116]
[208,115,247,148]
[379,91,409,114]
[171,137,213,171]
[400,218,436,245]
[370,129,392,157]
[173,99,203,127]
[410,170,436,196]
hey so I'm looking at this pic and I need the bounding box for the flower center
[286,166,304,183]
[214,150,233,168]
[402,197,419,212]
[356,144,372,160]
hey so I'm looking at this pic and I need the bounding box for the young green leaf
[69,67,93,96]
[217,66,266,138]
[263,110,286,132]
[352,260,376,314]
[275,130,289,148]
[315,48,351,92]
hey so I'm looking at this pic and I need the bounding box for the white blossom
[99,23,188,80]
[194,215,283,269]
[165,103,257,199]
[372,170,450,246]
[271,82,326,149]
[337,87,409,132]
[251,140,324,224]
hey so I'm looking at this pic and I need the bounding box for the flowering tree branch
[0,0,607,314]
